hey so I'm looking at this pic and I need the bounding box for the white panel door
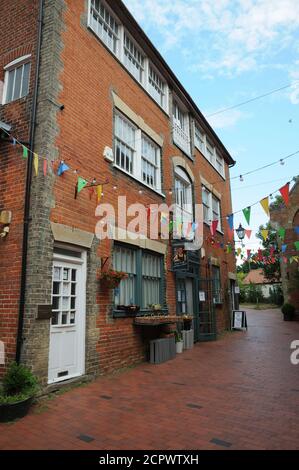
[48,257,86,384]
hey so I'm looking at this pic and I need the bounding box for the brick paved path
[0,308,298,450]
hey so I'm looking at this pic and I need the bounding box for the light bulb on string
[280,159,285,166]
[113,185,118,191]
[240,175,244,182]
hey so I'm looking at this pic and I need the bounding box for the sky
[123,0,299,255]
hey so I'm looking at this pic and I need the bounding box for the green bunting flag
[278,228,286,240]
[77,177,88,193]
[22,145,28,159]
[295,241,299,251]
[243,206,251,225]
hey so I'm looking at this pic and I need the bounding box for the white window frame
[87,0,169,114]
[174,167,194,239]
[113,111,162,193]
[147,62,168,112]
[202,185,222,231]
[172,100,191,157]
[88,0,120,55]
[123,30,145,85]
[194,123,226,179]
[2,55,31,105]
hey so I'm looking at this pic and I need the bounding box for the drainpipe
[16,0,44,363]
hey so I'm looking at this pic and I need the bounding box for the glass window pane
[21,63,30,97]
[52,297,60,310]
[6,69,14,103]
[13,65,22,101]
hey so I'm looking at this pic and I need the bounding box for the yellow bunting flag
[96,185,103,203]
[260,196,269,216]
[33,153,39,176]
[261,229,269,241]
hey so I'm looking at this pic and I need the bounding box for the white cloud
[206,109,246,129]
[123,0,299,78]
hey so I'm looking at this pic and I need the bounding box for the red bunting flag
[245,229,252,239]
[247,249,251,258]
[279,183,290,206]
[210,220,218,236]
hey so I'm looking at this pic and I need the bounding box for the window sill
[112,307,168,319]
[112,164,165,197]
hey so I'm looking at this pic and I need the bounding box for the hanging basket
[99,270,128,289]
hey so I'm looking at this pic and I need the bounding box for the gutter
[16,0,44,363]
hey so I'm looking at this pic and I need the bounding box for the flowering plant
[99,269,128,288]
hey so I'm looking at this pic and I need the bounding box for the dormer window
[172,101,191,157]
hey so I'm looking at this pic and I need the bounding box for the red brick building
[271,179,299,312]
[0,0,237,387]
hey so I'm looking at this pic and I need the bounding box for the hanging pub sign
[172,243,188,271]
[232,310,247,330]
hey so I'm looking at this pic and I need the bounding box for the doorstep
[43,374,91,396]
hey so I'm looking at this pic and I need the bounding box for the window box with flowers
[99,269,128,289]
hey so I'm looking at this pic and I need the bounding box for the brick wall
[0,0,39,374]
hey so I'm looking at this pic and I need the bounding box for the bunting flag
[245,229,252,239]
[227,214,234,231]
[57,161,70,176]
[295,226,299,235]
[283,256,288,264]
[210,220,218,236]
[281,244,287,253]
[43,160,47,177]
[261,229,269,241]
[227,245,232,254]
[257,249,263,261]
[279,183,290,206]
[77,177,88,193]
[88,187,95,201]
[278,228,286,240]
[169,220,173,232]
[247,249,251,258]
[96,185,103,203]
[33,153,39,176]
[295,241,299,251]
[243,207,251,225]
[22,145,28,159]
[237,248,242,256]
[260,196,270,216]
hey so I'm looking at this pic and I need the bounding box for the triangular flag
[279,183,290,206]
[57,161,69,176]
[245,229,252,239]
[33,153,39,176]
[283,256,288,264]
[257,249,263,261]
[77,177,88,193]
[88,188,95,200]
[295,226,299,235]
[210,220,218,236]
[247,249,251,258]
[295,241,299,251]
[261,229,269,241]
[278,228,286,240]
[96,185,103,203]
[43,160,47,177]
[243,207,251,225]
[227,214,234,231]
[237,248,241,256]
[226,245,232,254]
[281,244,287,253]
[22,146,28,159]
[260,197,269,216]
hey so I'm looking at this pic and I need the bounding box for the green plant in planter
[174,331,183,343]
[281,303,295,321]
[0,362,38,405]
